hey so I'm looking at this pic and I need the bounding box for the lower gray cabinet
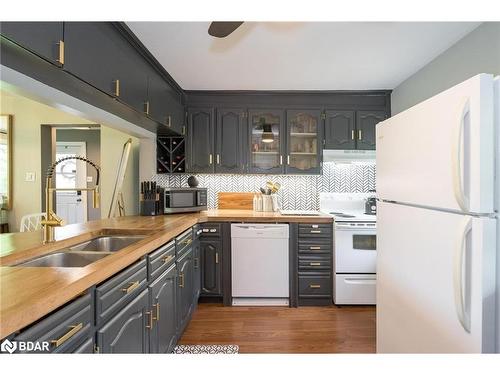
[72,337,94,353]
[149,264,177,354]
[176,248,194,334]
[96,289,150,353]
[193,236,201,302]
[200,240,222,296]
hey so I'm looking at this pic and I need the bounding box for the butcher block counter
[0,210,332,339]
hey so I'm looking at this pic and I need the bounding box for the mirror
[0,114,12,211]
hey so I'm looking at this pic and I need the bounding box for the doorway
[55,142,87,224]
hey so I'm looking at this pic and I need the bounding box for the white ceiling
[127,22,480,91]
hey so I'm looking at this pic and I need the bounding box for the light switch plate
[86,176,93,182]
[25,172,36,182]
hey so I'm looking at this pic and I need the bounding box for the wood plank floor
[179,303,376,353]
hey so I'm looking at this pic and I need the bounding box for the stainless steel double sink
[18,235,146,268]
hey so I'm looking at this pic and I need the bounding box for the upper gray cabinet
[64,22,149,114]
[0,22,64,66]
[248,109,285,174]
[187,108,215,173]
[356,110,387,150]
[215,108,246,173]
[324,110,356,150]
[285,109,322,174]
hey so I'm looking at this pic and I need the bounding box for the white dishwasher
[231,224,289,306]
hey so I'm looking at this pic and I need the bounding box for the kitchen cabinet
[149,264,177,353]
[248,109,285,174]
[215,108,247,173]
[187,107,215,173]
[176,248,194,334]
[0,22,64,66]
[63,22,149,114]
[323,110,356,150]
[193,227,202,302]
[72,337,95,353]
[200,240,222,296]
[96,288,150,354]
[356,110,387,150]
[285,109,322,174]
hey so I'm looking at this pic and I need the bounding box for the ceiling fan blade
[208,22,244,38]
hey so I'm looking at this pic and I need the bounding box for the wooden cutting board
[218,192,255,210]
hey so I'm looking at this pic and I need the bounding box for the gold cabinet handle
[287,155,290,165]
[145,311,153,329]
[310,230,321,233]
[215,252,219,264]
[113,79,120,97]
[310,262,321,266]
[310,246,321,250]
[358,130,362,140]
[309,284,321,289]
[144,101,150,115]
[280,155,283,165]
[153,303,160,321]
[50,322,82,347]
[184,238,193,246]
[216,154,220,164]
[351,130,355,140]
[162,255,174,263]
[56,40,65,65]
[179,273,185,288]
[121,281,139,294]
[209,154,213,165]
[182,126,186,135]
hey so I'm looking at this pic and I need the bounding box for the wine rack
[156,136,186,174]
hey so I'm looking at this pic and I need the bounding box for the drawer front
[72,337,94,353]
[298,255,331,271]
[298,224,332,238]
[148,240,176,281]
[298,272,332,297]
[176,229,193,256]
[14,294,92,353]
[334,274,376,305]
[298,240,332,254]
[96,259,147,324]
[200,223,221,238]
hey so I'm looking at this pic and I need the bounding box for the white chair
[20,213,46,232]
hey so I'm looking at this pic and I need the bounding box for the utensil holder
[262,195,274,212]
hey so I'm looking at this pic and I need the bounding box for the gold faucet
[42,156,100,243]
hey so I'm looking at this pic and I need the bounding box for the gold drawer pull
[179,273,185,288]
[310,230,322,233]
[121,281,139,294]
[309,284,321,289]
[310,262,321,266]
[56,40,65,65]
[114,79,120,97]
[310,246,321,250]
[215,252,219,264]
[153,303,160,321]
[184,239,192,245]
[146,311,153,329]
[50,323,83,347]
[162,255,174,263]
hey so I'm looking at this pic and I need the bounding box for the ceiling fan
[208,22,244,38]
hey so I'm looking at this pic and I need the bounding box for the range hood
[323,149,376,164]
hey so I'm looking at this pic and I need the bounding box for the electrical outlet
[86,176,93,183]
[25,172,36,182]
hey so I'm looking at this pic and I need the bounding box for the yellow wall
[0,90,139,231]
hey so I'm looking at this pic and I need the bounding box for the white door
[377,201,496,353]
[55,142,87,224]
[376,74,495,215]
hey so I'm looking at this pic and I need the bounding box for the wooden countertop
[0,210,332,339]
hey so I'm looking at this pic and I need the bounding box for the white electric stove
[319,192,377,305]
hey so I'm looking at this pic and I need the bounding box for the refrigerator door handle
[453,216,472,333]
[452,97,470,213]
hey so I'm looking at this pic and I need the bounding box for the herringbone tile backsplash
[152,162,375,210]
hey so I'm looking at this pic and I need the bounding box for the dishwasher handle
[231,224,289,239]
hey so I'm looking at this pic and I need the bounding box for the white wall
[391,22,500,114]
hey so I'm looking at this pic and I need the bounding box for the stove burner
[329,212,356,218]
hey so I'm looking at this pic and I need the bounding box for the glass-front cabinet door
[248,109,285,174]
[286,109,322,174]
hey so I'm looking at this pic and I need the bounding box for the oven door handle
[335,227,377,231]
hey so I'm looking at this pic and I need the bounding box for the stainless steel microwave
[164,187,207,213]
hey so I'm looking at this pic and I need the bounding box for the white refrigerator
[376,74,499,353]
